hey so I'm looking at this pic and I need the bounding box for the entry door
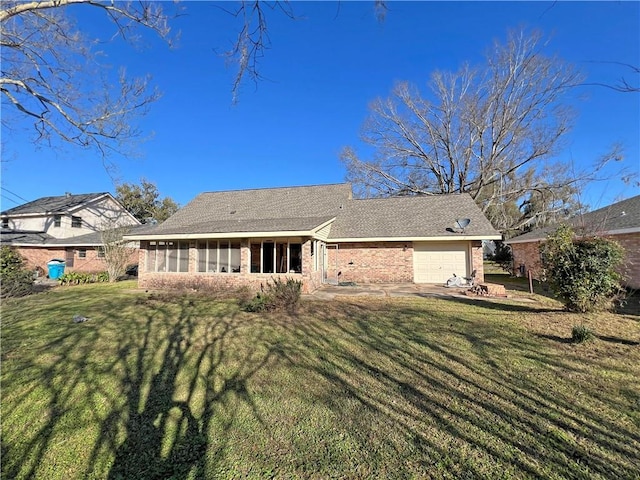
[413,242,468,284]
[65,248,75,268]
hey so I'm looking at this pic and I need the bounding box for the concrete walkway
[305,282,472,300]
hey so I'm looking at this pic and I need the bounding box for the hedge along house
[125,183,502,294]
[505,195,640,289]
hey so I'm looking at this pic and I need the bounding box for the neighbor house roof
[1,192,111,216]
[1,224,148,247]
[126,183,352,239]
[126,183,501,241]
[506,195,640,244]
[327,194,500,241]
[0,229,53,245]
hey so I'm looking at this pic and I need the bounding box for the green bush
[243,277,302,314]
[571,324,594,343]
[59,271,109,286]
[0,247,34,298]
[540,225,625,313]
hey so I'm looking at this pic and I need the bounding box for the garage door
[413,242,469,284]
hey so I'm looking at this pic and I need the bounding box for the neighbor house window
[197,240,240,273]
[146,240,190,272]
[71,216,82,228]
[250,241,302,274]
[54,215,62,227]
[97,247,105,258]
[1,218,8,228]
[78,249,87,258]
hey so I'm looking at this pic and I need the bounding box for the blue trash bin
[47,259,66,279]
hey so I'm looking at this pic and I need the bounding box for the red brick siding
[326,242,414,284]
[510,232,640,289]
[16,246,137,274]
[510,241,544,279]
[471,241,485,283]
[606,233,640,289]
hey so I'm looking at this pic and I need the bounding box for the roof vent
[621,211,626,216]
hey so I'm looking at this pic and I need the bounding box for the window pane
[219,241,229,273]
[167,242,178,272]
[71,216,82,228]
[147,243,157,272]
[263,242,274,273]
[157,242,166,272]
[197,241,207,272]
[179,242,189,272]
[250,243,261,273]
[208,241,218,273]
[276,242,288,273]
[290,244,302,273]
[230,243,241,273]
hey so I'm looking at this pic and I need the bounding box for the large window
[197,240,240,273]
[250,241,302,274]
[146,241,190,272]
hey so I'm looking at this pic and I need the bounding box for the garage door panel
[413,242,469,283]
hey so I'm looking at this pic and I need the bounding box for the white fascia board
[327,235,503,242]
[310,217,336,233]
[124,230,315,241]
[504,237,544,245]
[506,227,640,244]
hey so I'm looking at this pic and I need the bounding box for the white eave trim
[327,235,503,242]
[125,218,337,241]
[506,226,640,244]
[125,230,317,241]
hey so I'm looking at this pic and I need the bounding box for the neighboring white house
[1,192,141,273]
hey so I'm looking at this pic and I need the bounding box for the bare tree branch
[342,29,623,234]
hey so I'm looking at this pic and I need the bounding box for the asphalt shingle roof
[1,193,109,216]
[327,194,499,239]
[144,183,353,235]
[0,229,53,245]
[508,195,640,243]
[134,184,499,239]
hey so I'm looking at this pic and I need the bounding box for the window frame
[71,216,82,228]
[53,215,62,227]
[1,218,8,229]
[77,248,87,258]
[249,240,302,274]
[196,240,241,274]
[146,240,190,273]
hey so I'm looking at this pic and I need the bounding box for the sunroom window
[146,240,190,272]
[197,240,240,273]
[250,241,302,274]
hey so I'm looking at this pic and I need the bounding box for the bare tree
[1,1,173,158]
[101,222,136,282]
[342,30,624,234]
[0,0,301,156]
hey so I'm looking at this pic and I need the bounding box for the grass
[2,281,639,479]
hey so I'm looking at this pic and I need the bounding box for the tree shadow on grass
[278,299,640,478]
[1,291,275,480]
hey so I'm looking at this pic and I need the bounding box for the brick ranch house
[125,183,502,294]
[1,192,140,274]
[505,194,640,289]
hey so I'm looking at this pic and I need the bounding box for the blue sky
[2,1,639,211]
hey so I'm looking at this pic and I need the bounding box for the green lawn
[2,281,639,479]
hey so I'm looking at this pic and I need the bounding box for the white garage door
[413,242,469,284]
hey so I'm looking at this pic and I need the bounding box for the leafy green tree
[116,179,179,224]
[540,225,625,313]
[0,246,33,298]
